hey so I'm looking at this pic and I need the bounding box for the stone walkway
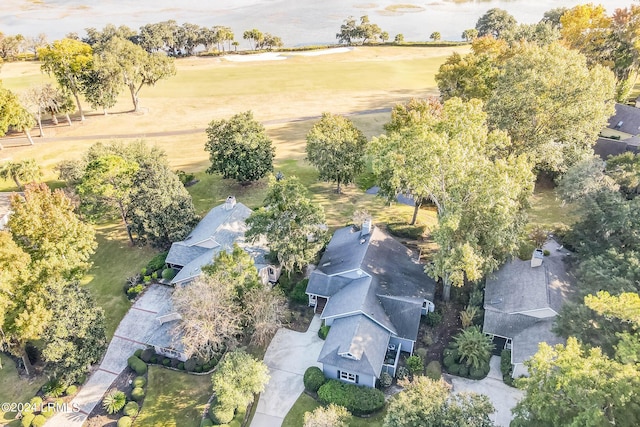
[45,285,172,427]
[251,315,324,427]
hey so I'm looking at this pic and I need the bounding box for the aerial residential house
[306,220,436,387]
[595,103,640,159]
[483,239,573,378]
[165,196,281,286]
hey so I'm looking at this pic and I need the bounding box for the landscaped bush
[146,252,168,273]
[134,349,143,358]
[195,365,203,373]
[161,268,177,280]
[210,403,235,424]
[396,366,409,380]
[444,326,492,378]
[31,415,47,427]
[379,372,393,388]
[163,358,171,366]
[303,367,326,392]
[140,348,155,363]
[30,396,43,407]
[42,378,66,398]
[127,284,144,298]
[415,347,428,360]
[171,358,181,368]
[178,362,185,370]
[127,356,147,375]
[501,349,514,386]
[21,413,35,427]
[103,390,127,414]
[143,275,152,284]
[41,406,55,418]
[133,376,146,388]
[426,310,442,326]
[200,418,214,427]
[150,356,158,364]
[184,357,198,372]
[387,222,426,239]
[406,354,423,375]
[290,279,309,304]
[117,416,133,427]
[318,380,385,415]
[123,401,139,417]
[468,288,484,307]
[176,170,196,186]
[447,363,460,375]
[458,364,469,377]
[425,361,442,380]
[318,325,330,340]
[131,387,145,402]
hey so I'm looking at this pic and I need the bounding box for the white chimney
[361,219,372,237]
[531,248,544,268]
[224,196,237,210]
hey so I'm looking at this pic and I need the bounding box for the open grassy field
[281,392,386,427]
[134,366,211,427]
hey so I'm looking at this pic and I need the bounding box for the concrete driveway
[251,315,324,427]
[450,356,524,427]
[45,285,172,427]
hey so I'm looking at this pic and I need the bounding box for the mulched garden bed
[84,369,137,427]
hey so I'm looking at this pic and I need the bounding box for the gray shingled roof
[145,297,185,353]
[171,248,218,284]
[305,270,352,297]
[185,202,252,245]
[378,295,423,342]
[607,103,640,136]
[594,137,640,160]
[511,320,565,365]
[483,309,539,339]
[166,243,210,267]
[318,315,390,377]
[316,226,371,276]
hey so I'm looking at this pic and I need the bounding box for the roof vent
[224,196,237,210]
[615,121,624,129]
[531,248,544,268]
[361,219,372,237]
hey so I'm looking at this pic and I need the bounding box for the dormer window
[338,352,357,360]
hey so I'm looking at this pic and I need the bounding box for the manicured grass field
[0,353,45,427]
[134,366,212,427]
[281,392,386,427]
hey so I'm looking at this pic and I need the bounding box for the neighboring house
[165,196,281,286]
[595,103,640,159]
[148,196,281,361]
[306,220,436,387]
[0,192,19,230]
[483,240,573,378]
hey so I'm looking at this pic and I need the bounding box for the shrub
[177,170,196,186]
[184,358,198,372]
[117,416,133,427]
[42,378,66,398]
[140,348,155,363]
[21,413,35,427]
[140,267,147,276]
[178,362,185,370]
[303,367,326,392]
[501,349,514,385]
[127,356,147,375]
[448,363,462,375]
[162,268,177,280]
[31,415,47,427]
[151,272,158,280]
[171,358,181,368]
[396,366,409,380]
[450,326,493,370]
[103,390,127,414]
[127,284,144,298]
[426,311,442,326]
[143,275,152,284]
[195,365,203,373]
[133,376,146,388]
[134,349,143,358]
[123,401,139,417]
[290,279,309,304]
[131,387,145,402]
[415,347,428,360]
[317,380,385,415]
[379,372,392,388]
[406,354,423,375]
[469,366,487,380]
[30,396,43,407]
[146,252,168,272]
[41,406,55,418]
[443,355,455,369]
[425,361,442,380]
[468,288,484,307]
[458,364,469,377]
[200,418,214,427]
[150,356,158,364]
[210,403,235,424]
[318,325,330,340]
[203,362,212,371]
[163,358,171,367]
[387,222,426,239]
[543,249,551,256]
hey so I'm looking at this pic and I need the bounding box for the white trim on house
[327,268,370,278]
[512,307,558,318]
[324,310,397,336]
[339,370,358,384]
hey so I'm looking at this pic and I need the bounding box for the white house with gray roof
[483,239,574,377]
[306,221,436,387]
[165,196,281,286]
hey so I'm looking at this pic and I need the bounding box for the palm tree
[102,390,127,414]
[0,159,43,190]
[451,326,494,370]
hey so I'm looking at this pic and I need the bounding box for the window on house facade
[339,370,358,384]
[268,267,275,275]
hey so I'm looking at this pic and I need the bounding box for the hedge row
[317,380,385,415]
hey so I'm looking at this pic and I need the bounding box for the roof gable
[607,103,640,136]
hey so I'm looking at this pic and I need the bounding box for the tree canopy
[246,176,328,273]
[306,112,367,193]
[475,8,517,38]
[205,111,275,184]
[211,350,269,411]
[0,159,42,190]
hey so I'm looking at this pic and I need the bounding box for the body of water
[0,0,635,47]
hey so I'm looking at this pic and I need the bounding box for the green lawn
[0,353,45,427]
[80,224,157,339]
[282,393,386,427]
[527,185,578,230]
[134,366,212,427]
